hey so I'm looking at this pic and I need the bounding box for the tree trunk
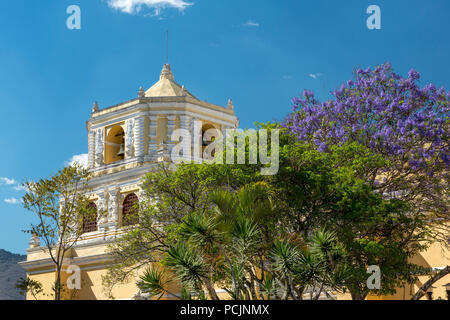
[350,290,364,300]
[314,283,325,300]
[55,266,62,300]
[288,276,299,300]
[204,278,220,300]
[217,245,239,300]
[296,285,305,300]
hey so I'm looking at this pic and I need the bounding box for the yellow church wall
[25,240,448,300]
[26,268,137,300]
[73,244,109,257]
[27,272,57,300]
[365,239,450,300]
[70,268,139,300]
[27,248,52,261]
[23,208,449,301]
[410,240,449,300]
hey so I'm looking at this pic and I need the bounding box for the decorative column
[107,188,120,231]
[88,129,95,168]
[97,191,108,232]
[125,119,135,158]
[95,128,104,167]
[134,116,145,163]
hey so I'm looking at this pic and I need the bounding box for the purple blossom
[285,62,449,175]
[408,69,420,80]
[318,143,328,152]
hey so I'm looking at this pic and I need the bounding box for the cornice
[19,253,115,274]
[89,97,236,127]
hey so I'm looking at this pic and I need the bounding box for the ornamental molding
[95,128,104,166]
[96,191,108,226]
[89,99,236,127]
[107,187,120,224]
[125,118,135,157]
[19,253,115,274]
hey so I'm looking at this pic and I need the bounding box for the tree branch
[411,266,450,300]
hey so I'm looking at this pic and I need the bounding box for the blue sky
[0,0,449,254]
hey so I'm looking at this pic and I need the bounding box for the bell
[117,144,125,157]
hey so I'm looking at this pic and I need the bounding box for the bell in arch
[117,143,125,157]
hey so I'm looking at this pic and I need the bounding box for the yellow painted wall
[26,238,449,300]
[366,240,450,300]
[27,272,56,300]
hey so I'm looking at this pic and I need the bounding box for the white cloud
[0,177,17,185]
[66,154,89,168]
[0,177,27,192]
[242,20,260,27]
[309,73,323,80]
[13,184,27,192]
[282,75,293,80]
[4,197,19,205]
[106,0,193,15]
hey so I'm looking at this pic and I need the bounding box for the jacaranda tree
[285,62,449,240]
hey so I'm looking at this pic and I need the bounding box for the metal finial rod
[166,30,169,64]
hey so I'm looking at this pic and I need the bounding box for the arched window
[122,193,139,226]
[82,202,98,233]
[105,125,125,165]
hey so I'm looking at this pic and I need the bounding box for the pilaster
[88,129,95,168]
[134,116,145,163]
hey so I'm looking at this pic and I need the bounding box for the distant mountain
[0,249,26,300]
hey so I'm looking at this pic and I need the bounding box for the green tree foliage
[21,165,97,300]
[272,137,439,299]
[15,277,43,300]
[105,127,444,300]
[102,162,255,298]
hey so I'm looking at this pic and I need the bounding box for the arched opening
[105,125,125,164]
[82,202,98,234]
[122,193,139,227]
[156,117,168,145]
[202,123,220,160]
